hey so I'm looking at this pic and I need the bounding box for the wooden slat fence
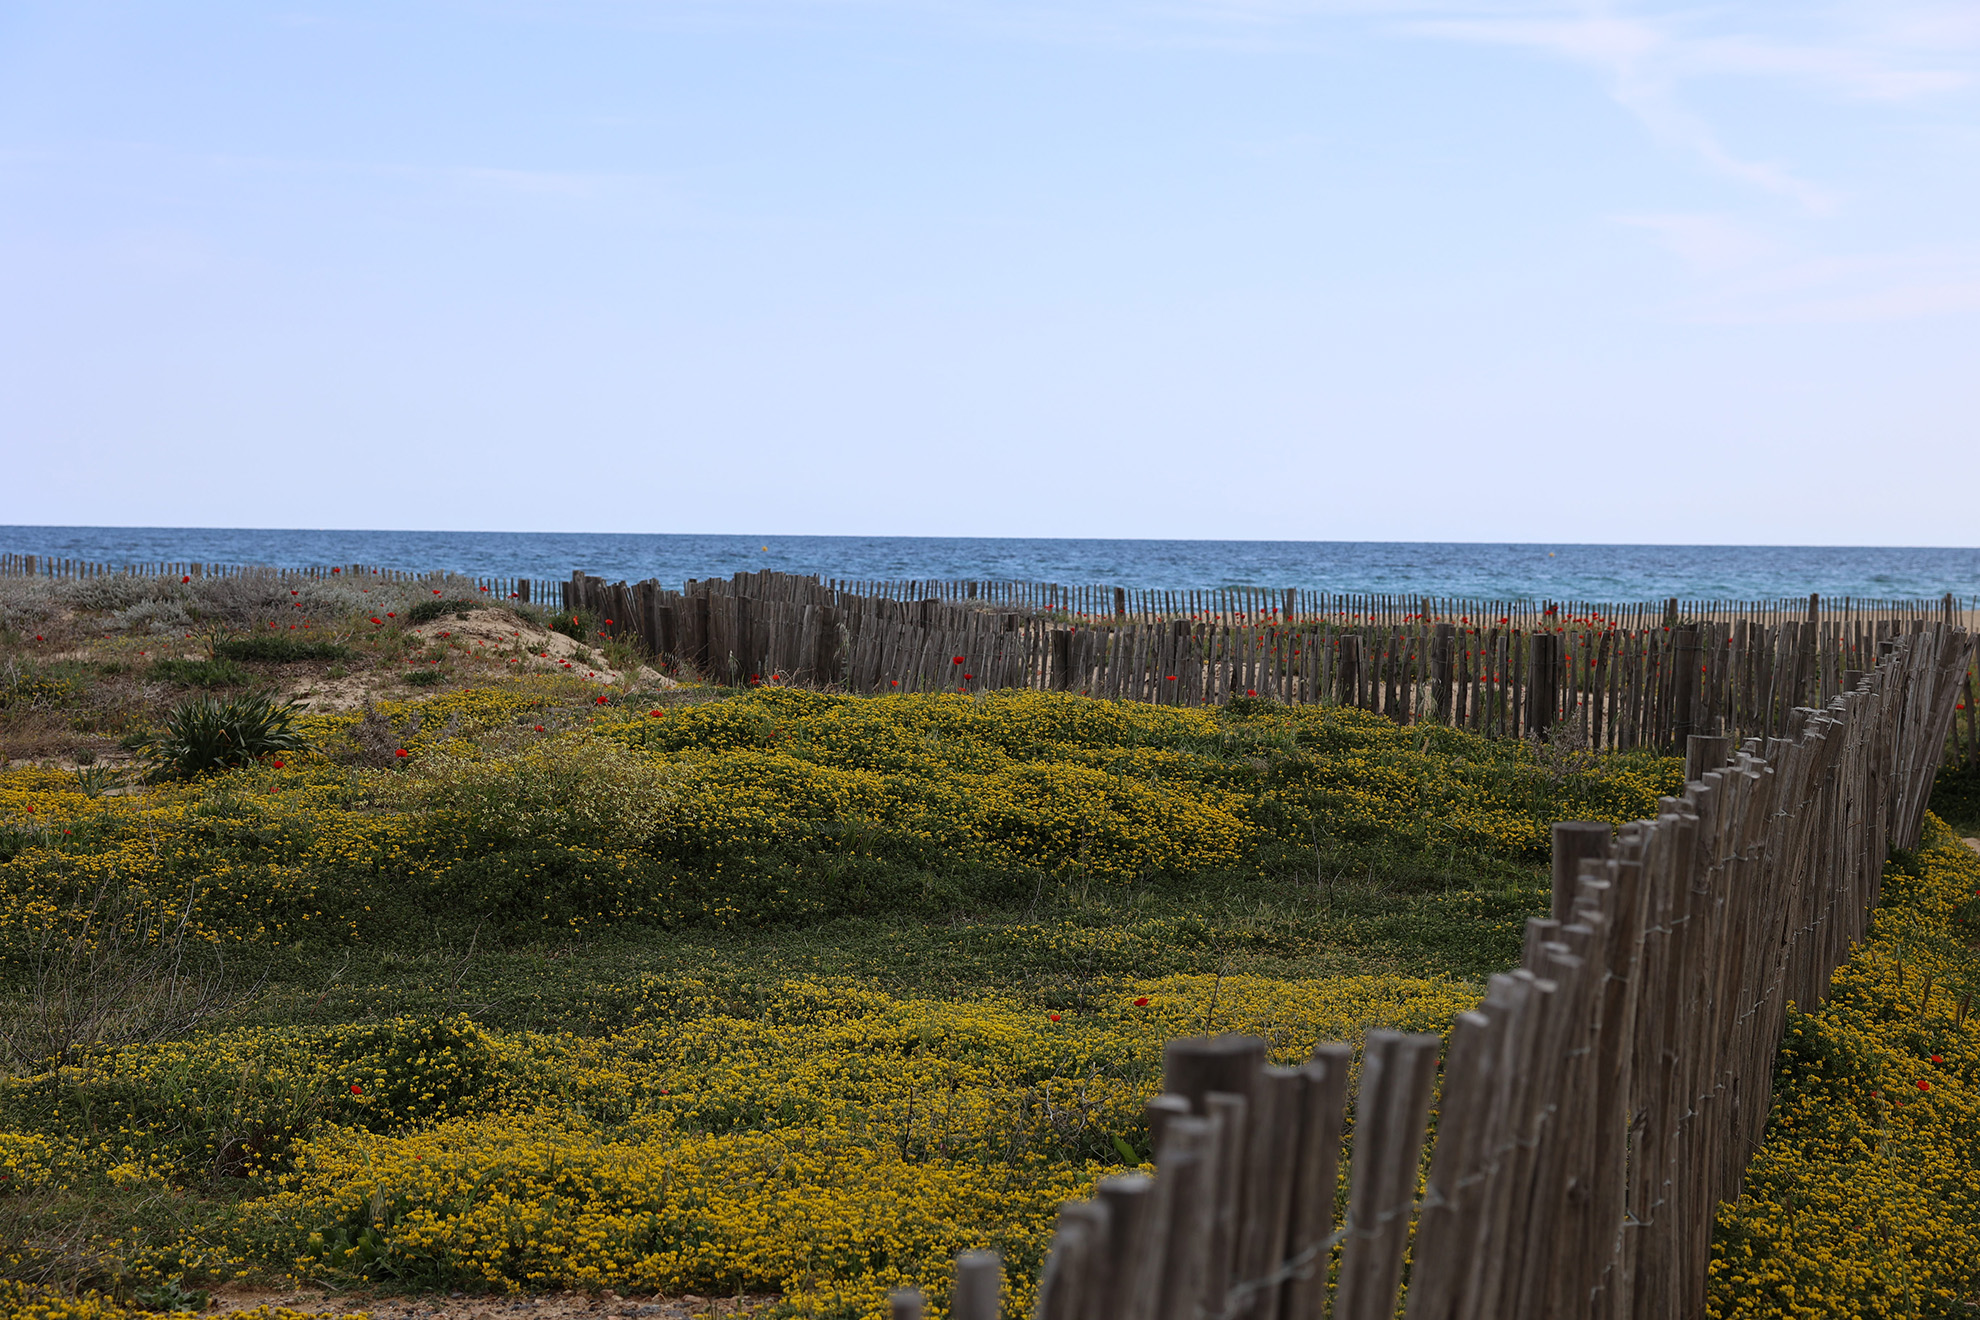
[12,552,1977,763]
[567,570,1980,755]
[8,551,1972,632]
[921,625,1974,1320]
[0,551,561,609]
[821,578,1980,633]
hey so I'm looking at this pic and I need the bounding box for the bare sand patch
[288,608,673,712]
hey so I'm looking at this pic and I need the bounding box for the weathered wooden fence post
[1432,622,1455,722]
[1550,820,1611,923]
[952,1250,1001,1320]
[1337,635,1361,709]
[1528,632,1560,736]
[1684,733,1732,783]
[1333,1032,1441,1320]
[1670,626,1700,747]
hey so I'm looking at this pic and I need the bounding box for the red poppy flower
[371,617,382,625]
[963,673,974,680]
[1133,996,1150,1007]
[1930,1054,1943,1064]
[271,760,285,769]
[1916,1080,1931,1091]
[534,725,545,732]
[953,656,964,664]
[1245,688,1256,697]
[332,567,341,574]
[395,749,409,758]
[649,710,663,717]
[433,589,441,595]
[1047,1013,1061,1022]
[596,695,608,704]
[181,575,191,583]
[350,1083,363,1095]
[386,612,396,618]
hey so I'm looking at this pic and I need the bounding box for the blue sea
[4,527,1977,603]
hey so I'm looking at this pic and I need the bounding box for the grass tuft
[213,635,354,664]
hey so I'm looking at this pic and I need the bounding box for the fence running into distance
[0,552,563,615]
[818,577,1980,633]
[918,627,1974,1320]
[8,553,1977,763]
[567,570,1980,758]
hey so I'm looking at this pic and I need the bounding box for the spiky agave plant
[128,691,309,781]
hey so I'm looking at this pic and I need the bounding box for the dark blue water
[4,526,1976,603]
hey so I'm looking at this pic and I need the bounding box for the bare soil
[289,608,673,714]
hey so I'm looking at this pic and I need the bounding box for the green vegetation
[403,598,482,626]
[0,665,76,712]
[0,571,1971,1319]
[1928,762,1980,835]
[122,692,309,781]
[213,635,354,664]
[145,658,254,689]
[1707,822,1980,1317]
[547,607,597,643]
[0,656,1681,1314]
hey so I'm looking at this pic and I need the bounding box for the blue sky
[2,1,1977,544]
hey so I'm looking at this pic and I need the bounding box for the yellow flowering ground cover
[0,683,1677,963]
[3,586,1941,1320]
[0,1282,366,1320]
[1702,819,1980,1314]
[2,972,1476,1316]
[1708,821,1980,1318]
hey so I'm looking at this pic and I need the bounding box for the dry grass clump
[0,885,251,1076]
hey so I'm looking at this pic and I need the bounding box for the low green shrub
[147,658,254,689]
[405,599,482,626]
[403,669,444,686]
[1928,762,1980,834]
[213,636,353,664]
[549,610,596,643]
[125,692,310,781]
[0,664,76,710]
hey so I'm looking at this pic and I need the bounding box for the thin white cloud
[1613,214,1980,323]
[973,0,1978,204]
[1397,7,1932,211]
[1617,212,1778,273]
